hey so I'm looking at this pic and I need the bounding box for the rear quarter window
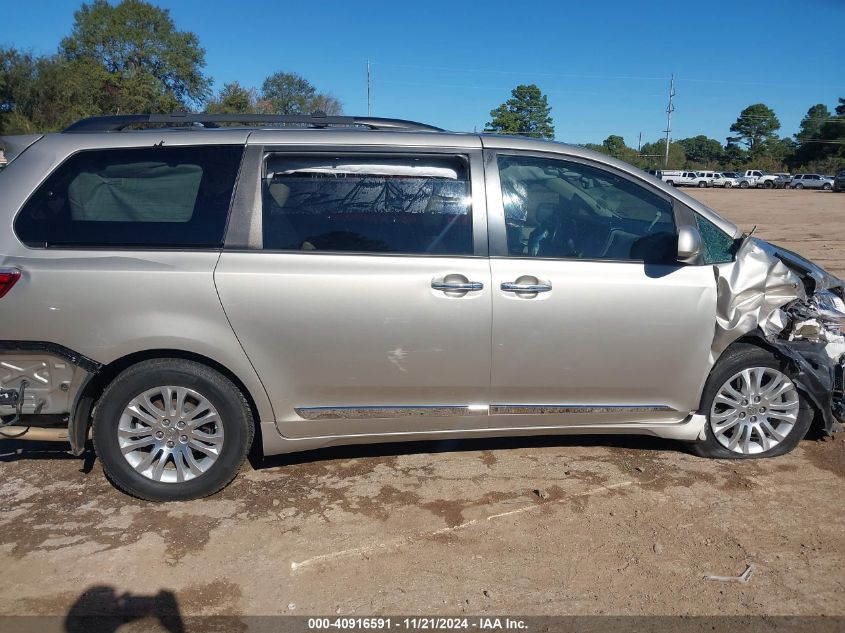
[14,145,244,248]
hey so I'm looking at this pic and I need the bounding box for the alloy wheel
[709,367,800,455]
[117,386,224,483]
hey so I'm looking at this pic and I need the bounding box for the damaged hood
[753,239,845,294]
[712,236,845,360]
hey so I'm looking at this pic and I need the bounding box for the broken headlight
[809,290,845,330]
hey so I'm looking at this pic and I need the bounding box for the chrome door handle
[432,280,484,291]
[501,282,552,293]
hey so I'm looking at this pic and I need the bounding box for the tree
[721,141,748,168]
[1,47,99,134]
[638,139,686,170]
[60,0,211,112]
[728,103,780,152]
[790,98,845,169]
[260,71,342,115]
[795,104,831,143]
[206,82,258,114]
[485,84,554,139]
[677,135,724,166]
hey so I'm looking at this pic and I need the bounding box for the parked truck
[737,170,780,189]
[663,171,710,187]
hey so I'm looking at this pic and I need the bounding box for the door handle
[432,280,484,292]
[501,282,552,293]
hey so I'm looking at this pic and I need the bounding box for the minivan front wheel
[93,359,254,501]
[692,346,813,459]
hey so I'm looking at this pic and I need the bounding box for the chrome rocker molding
[295,404,674,420]
[295,405,488,420]
[489,405,674,415]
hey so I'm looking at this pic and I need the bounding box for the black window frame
[13,144,245,251]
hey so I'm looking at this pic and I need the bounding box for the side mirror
[677,225,702,263]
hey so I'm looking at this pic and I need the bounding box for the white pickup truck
[737,170,780,189]
[663,171,710,187]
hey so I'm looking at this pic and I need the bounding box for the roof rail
[62,112,444,133]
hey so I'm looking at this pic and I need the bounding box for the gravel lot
[1,189,844,628]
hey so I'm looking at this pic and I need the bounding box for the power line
[371,61,845,91]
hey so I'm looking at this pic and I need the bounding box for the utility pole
[663,74,675,168]
[637,131,642,153]
[367,61,372,116]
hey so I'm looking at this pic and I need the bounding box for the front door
[215,147,493,438]
[484,150,717,427]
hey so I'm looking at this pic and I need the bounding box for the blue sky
[3,0,844,146]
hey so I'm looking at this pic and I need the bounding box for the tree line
[1,0,842,175]
[0,0,342,136]
[484,85,844,174]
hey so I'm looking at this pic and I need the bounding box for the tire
[795,183,804,189]
[691,345,813,459]
[739,181,749,189]
[823,183,832,190]
[724,182,733,189]
[666,180,675,187]
[93,359,254,501]
[697,181,707,188]
[762,180,774,189]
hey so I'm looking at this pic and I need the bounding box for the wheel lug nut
[754,396,761,403]
[750,416,757,422]
[166,440,175,448]
[739,412,746,418]
[155,431,164,439]
[742,400,748,406]
[180,435,188,443]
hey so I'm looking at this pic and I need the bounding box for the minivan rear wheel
[93,359,254,501]
[691,346,813,459]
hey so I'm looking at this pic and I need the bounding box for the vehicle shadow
[0,440,97,473]
[64,586,185,633]
[248,432,683,471]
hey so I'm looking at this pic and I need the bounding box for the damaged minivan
[1,113,844,501]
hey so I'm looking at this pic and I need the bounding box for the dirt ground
[1,189,844,629]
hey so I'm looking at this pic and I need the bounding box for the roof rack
[62,112,444,133]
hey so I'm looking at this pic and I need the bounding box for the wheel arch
[702,333,825,430]
[71,348,267,457]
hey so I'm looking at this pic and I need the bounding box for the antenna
[663,74,675,168]
[367,61,372,117]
